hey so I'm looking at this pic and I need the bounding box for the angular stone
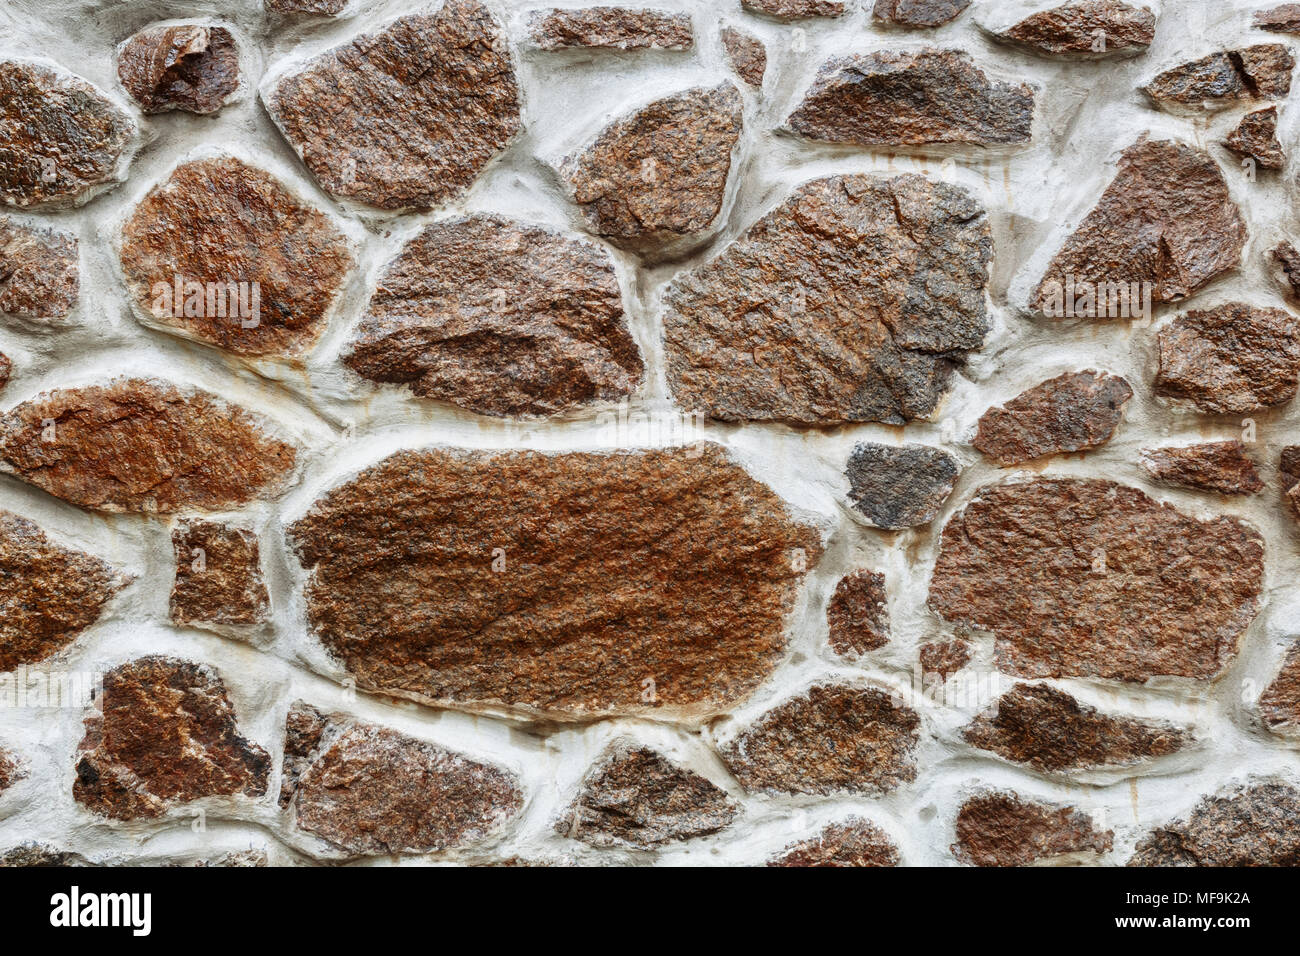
[787,50,1033,148]
[1154,303,1300,414]
[556,743,737,849]
[721,27,766,87]
[170,521,269,630]
[344,215,640,417]
[0,747,23,794]
[973,370,1132,466]
[560,84,741,248]
[1273,242,1300,299]
[846,443,960,529]
[526,8,693,50]
[768,819,900,867]
[263,2,521,210]
[266,0,347,14]
[288,444,820,720]
[873,0,970,27]
[1283,446,1300,520]
[1224,106,1284,169]
[930,478,1264,682]
[665,174,992,425]
[919,639,971,682]
[1143,45,1294,110]
[0,380,296,514]
[0,218,78,323]
[827,570,889,657]
[719,684,920,795]
[0,353,8,393]
[953,790,1113,866]
[73,657,270,820]
[1129,781,1300,866]
[963,683,1189,772]
[1256,4,1300,32]
[1031,140,1246,313]
[742,0,844,19]
[993,1,1155,56]
[117,24,240,115]
[1259,643,1300,731]
[0,510,130,672]
[280,703,522,854]
[1139,441,1263,495]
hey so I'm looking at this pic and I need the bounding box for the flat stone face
[665,174,992,425]
[919,639,971,682]
[846,443,960,529]
[0,218,78,323]
[119,157,353,357]
[962,683,1190,772]
[786,50,1033,147]
[0,510,130,672]
[742,0,844,19]
[117,24,240,115]
[721,27,766,87]
[556,744,737,849]
[1256,4,1300,32]
[280,704,522,854]
[768,819,900,867]
[1224,107,1284,169]
[73,657,270,820]
[1140,441,1263,495]
[1143,45,1294,110]
[526,8,693,49]
[1031,140,1246,313]
[560,84,741,248]
[1155,303,1300,414]
[953,791,1112,866]
[719,684,920,795]
[343,215,641,417]
[0,60,135,208]
[1259,644,1300,731]
[1129,781,1300,866]
[288,444,820,720]
[0,379,297,514]
[997,0,1155,56]
[827,570,889,657]
[873,0,970,27]
[929,478,1264,682]
[263,1,521,210]
[170,521,269,630]
[973,370,1132,466]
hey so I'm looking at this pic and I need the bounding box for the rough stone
[664,174,992,425]
[0,218,78,323]
[930,478,1264,682]
[526,8,693,50]
[742,0,844,19]
[170,521,269,630]
[343,215,641,417]
[768,819,900,867]
[952,791,1113,866]
[0,353,8,393]
[266,0,348,13]
[721,27,766,87]
[845,443,960,529]
[994,1,1155,56]
[1129,781,1300,866]
[0,748,23,794]
[0,845,89,867]
[1282,446,1300,520]
[1273,242,1300,299]
[1259,643,1300,731]
[826,570,889,657]
[973,370,1132,466]
[1142,45,1294,110]
[872,0,970,27]
[919,639,971,682]
[1255,4,1300,32]
[263,1,521,210]
[117,24,240,115]
[1139,441,1263,495]
[1224,106,1284,170]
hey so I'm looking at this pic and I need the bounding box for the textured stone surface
[787,50,1034,147]
[995,1,1155,56]
[0,353,8,393]
[930,478,1264,682]
[1273,242,1300,299]
[721,27,766,87]
[846,443,960,529]
[962,683,1190,772]
[343,215,641,417]
[1129,782,1300,866]
[0,747,23,794]
[170,521,269,630]
[742,0,844,19]
[1256,4,1300,32]
[826,570,889,657]
[117,24,239,115]
[953,791,1113,866]
[0,379,296,514]
[1284,446,1300,521]
[973,370,1132,466]
[288,444,820,719]
[873,0,970,27]
[527,8,693,49]
[556,743,737,849]
[263,2,521,210]
[0,845,89,867]
[119,157,353,357]
[919,639,971,682]
[1154,303,1300,414]
[719,684,920,795]
[73,657,270,821]
[0,218,78,323]
[1224,107,1284,170]
[768,819,900,867]
[1143,45,1294,110]
[266,0,347,13]
[664,174,991,425]
[1139,441,1263,495]
[1259,643,1300,731]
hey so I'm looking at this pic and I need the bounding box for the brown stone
[1032,139,1246,314]
[930,478,1264,682]
[0,379,296,514]
[742,0,844,19]
[0,747,23,794]
[0,845,89,867]
[826,570,889,657]
[873,0,970,27]
[117,24,240,115]
[919,639,971,682]
[266,0,347,14]
[556,743,737,849]
[768,819,900,867]
[526,8,693,50]
[1273,242,1300,299]
[665,174,991,425]
[962,683,1189,772]
[786,50,1034,148]
[846,443,961,529]
[719,684,920,795]
[1259,643,1300,730]
[0,353,8,393]
[1129,781,1300,866]
[973,370,1132,466]
[560,84,741,249]
[0,510,130,672]
[1154,303,1300,414]
[953,790,1113,866]
[288,444,820,720]
[1143,45,1294,110]
[0,218,78,323]
[1256,4,1300,32]
[263,2,521,210]
[280,703,522,854]
[721,27,766,87]
[995,1,1155,56]
[119,157,353,357]
[343,215,640,417]
[170,521,269,630]
[1139,441,1263,495]
[1282,446,1300,520]
[1224,106,1284,169]
[73,657,270,820]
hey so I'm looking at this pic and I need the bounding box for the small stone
[993,1,1155,57]
[0,747,23,794]
[0,379,296,514]
[953,791,1113,866]
[556,743,737,849]
[719,684,920,796]
[0,218,78,323]
[1142,44,1294,110]
[1282,446,1300,520]
[1272,242,1300,299]
[0,353,8,392]
[873,0,970,27]
[73,656,270,821]
[343,215,641,417]
[526,8,693,50]
[0,845,89,867]
[1139,441,1263,495]
[1259,643,1300,730]
[721,27,766,87]
[267,0,347,13]
[117,24,240,115]
[1129,781,1300,866]
[768,819,900,867]
[962,683,1190,772]
[1154,303,1300,414]
[1224,106,1284,169]
[170,521,269,630]
[919,639,971,682]
[742,0,844,19]
[1256,4,1300,32]
[973,370,1132,466]
[786,49,1034,147]
[846,443,960,529]
[826,570,889,657]
[263,2,521,210]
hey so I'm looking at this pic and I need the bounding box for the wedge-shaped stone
[117,24,240,115]
[526,8,693,49]
[1259,643,1300,731]
[1224,107,1284,169]
[953,790,1113,866]
[992,1,1155,57]
[1143,44,1294,110]
[973,370,1132,466]
[1139,441,1263,495]
[744,0,844,19]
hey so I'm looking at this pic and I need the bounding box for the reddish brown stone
[526,8,693,50]
[743,0,844,19]
[0,747,23,794]
[721,27,766,87]
[1224,106,1284,170]
[719,684,920,795]
[0,379,297,514]
[266,0,347,14]
[1143,45,1294,110]
[1259,643,1300,730]
[117,24,240,115]
[994,1,1155,56]
[0,353,8,393]
[953,790,1113,866]
[1273,242,1300,299]
[170,521,269,630]
[1139,441,1263,495]
[665,174,991,425]
[0,845,89,867]
[827,570,889,657]
[1129,781,1300,866]
[1282,446,1300,520]
[263,2,521,210]
[846,443,961,528]
[873,0,970,27]
[73,657,270,821]
[1256,4,1300,32]
[0,218,78,323]
[919,639,971,682]
[973,370,1132,466]
[768,819,900,867]
[930,478,1264,682]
